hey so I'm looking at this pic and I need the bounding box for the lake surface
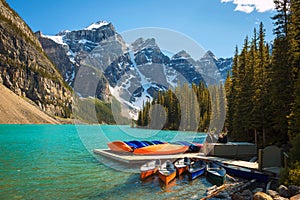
[0,124,212,199]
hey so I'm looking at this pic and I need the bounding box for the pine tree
[290,0,300,75]
[224,71,232,131]
[266,0,293,144]
[251,23,271,146]
[136,82,211,131]
[288,0,300,161]
[272,0,290,37]
[232,36,250,141]
[227,46,239,137]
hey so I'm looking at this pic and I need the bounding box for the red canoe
[133,143,189,155]
[107,140,133,152]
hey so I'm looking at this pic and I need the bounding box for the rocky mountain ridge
[37,20,232,119]
[0,0,72,118]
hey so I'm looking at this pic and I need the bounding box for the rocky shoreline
[203,178,300,200]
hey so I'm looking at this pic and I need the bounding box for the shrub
[280,161,300,186]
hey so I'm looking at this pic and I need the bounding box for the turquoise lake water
[0,124,213,199]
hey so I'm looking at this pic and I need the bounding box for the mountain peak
[56,30,70,36]
[203,50,218,60]
[84,21,109,30]
[131,37,159,52]
[172,50,192,60]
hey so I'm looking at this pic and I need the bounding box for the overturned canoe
[107,140,133,152]
[172,141,202,153]
[133,143,189,155]
[125,140,149,149]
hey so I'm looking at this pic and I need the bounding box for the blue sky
[6,0,276,58]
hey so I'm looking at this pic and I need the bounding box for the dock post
[254,129,257,146]
[258,149,263,171]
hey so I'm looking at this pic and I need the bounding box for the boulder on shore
[253,191,273,200]
[288,185,300,196]
[278,185,290,198]
[290,193,300,200]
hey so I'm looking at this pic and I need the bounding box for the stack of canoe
[107,140,201,155]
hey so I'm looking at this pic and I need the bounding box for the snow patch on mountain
[85,21,109,30]
[42,34,66,46]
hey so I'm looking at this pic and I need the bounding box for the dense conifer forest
[137,0,300,185]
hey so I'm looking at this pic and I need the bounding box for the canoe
[216,162,269,183]
[206,162,226,186]
[151,140,165,145]
[187,159,206,180]
[174,158,189,176]
[107,140,133,152]
[125,140,149,149]
[140,160,161,180]
[172,141,201,153]
[142,141,155,145]
[133,143,189,155]
[158,160,177,185]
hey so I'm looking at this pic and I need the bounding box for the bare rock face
[36,22,125,101]
[0,0,72,118]
[36,31,76,86]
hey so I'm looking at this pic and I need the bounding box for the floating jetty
[93,149,258,170]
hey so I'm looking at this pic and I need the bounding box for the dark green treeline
[226,0,300,162]
[136,82,226,132]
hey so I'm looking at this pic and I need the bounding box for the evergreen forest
[136,0,300,185]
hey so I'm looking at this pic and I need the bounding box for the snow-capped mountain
[36,21,232,119]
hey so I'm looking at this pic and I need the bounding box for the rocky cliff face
[35,31,76,86]
[0,0,72,117]
[37,21,125,101]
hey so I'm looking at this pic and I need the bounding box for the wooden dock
[93,149,258,170]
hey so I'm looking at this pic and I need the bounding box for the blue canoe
[171,141,201,153]
[216,162,269,183]
[206,162,226,186]
[125,140,149,149]
[187,159,206,180]
[125,140,164,149]
[142,141,155,146]
[151,140,165,145]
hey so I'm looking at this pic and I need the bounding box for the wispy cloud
[221,0,275,13]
